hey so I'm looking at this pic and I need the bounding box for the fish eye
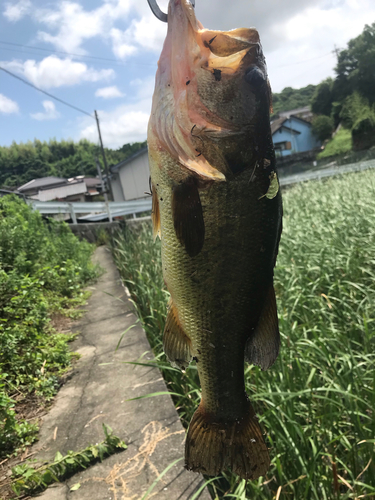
[245,67,266,87]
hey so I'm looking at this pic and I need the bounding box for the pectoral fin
[163,298,192,370]
[172,178,205,257]
[151,187,161,241]
[245,286,280,370]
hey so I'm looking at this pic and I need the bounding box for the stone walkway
[34,246,210,500]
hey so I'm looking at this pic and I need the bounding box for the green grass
[318,127,353,159]
[112,169,375,500]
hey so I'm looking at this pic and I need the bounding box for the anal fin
[185,400,270,479]
[245,285,280,370]
[172,178,205,257]
[151,186,161,241]
[163,299,192,370]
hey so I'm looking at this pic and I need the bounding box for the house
[110,146,150,202]
[18,176,102,202]
[271,114,320,157]
[278,106,313,122]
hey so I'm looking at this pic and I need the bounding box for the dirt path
[32,246,209,500]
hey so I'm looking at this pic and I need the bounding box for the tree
[311,115,334,142]
[0,139,148,189]
[352,114,375,151]
[271,84,316,117]
[311,78,334,117]
[334,22,375,104]
[339,92,373,129]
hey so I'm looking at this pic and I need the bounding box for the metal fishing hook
[147,0,195,23]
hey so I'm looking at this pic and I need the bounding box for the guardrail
[28,199,152,223]
[279,158,375,187]
[27,158,375,223]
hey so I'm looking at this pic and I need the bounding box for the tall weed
[112,170,375,499]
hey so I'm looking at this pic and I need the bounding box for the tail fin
[185,401,269,479]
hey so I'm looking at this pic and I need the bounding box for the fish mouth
[150,0,268,182]
[167,0,261,74]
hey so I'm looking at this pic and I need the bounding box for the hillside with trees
[311,22,375,152]
[271,84,317,116]
[0,139,147,190]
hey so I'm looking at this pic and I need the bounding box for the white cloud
[35,1,114,54]
[0,94,19,114]
[1,56,114,89]
[110,16,166,59]
[33,0,137,55]
[79,77,153,147]
[3,0,166,60]
[3,0,31,22]
[80,108,149,147]
[95,86,125,98]
[30,100,60,120]
[109,28,138,59]
[267,0,375,91]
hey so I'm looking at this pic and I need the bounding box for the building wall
[118,151,150,201]
[273,118,320,157]
[111,173,125,202]
[37,181,87,201]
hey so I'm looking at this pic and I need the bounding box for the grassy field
[112,169,375,500]
[318,128,352,159]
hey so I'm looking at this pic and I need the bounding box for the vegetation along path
[26,246,210,500]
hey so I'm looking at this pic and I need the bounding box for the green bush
[352,113,375,151]
[339,92,375,129]
[311,115,334,142]
[0,196,98,456]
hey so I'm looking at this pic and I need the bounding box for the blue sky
[1,0,374,149]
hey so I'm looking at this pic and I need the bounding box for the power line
[273,51,335,69]
[0,65,95,119]
[0,40,155,67]
[0,46,124,68]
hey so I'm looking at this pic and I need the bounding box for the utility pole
[95,157,108,204]
[95,157,112,222]
[94,110,114,201]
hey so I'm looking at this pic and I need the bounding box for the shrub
[352,113,375,151]
[0,196,98,456]
[311,115,334,142]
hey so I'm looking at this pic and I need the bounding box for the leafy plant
[0,196,98,456]
[11,424,126,496]
[311,115,334,142]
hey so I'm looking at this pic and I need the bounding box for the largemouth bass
[147,0,282,480]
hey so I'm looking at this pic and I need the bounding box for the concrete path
[34,246,210,500]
